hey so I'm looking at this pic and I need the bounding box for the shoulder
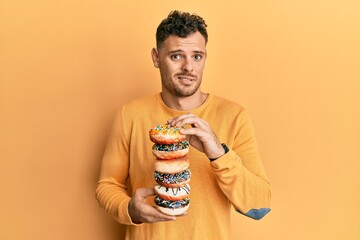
[121,94,158,113]
[210,95,246,114]
[113,94,158,122]
[124,94,157,108]
[207,95,254,127]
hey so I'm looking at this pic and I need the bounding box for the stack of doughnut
[149,124,191,216]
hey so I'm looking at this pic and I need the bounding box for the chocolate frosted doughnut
[152,140,189,159]
[155,195,190,209]
[154,196,190,216]
[154,183,190,201]
[154,169,191,188]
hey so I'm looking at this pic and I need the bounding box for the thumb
[135,187,156,199]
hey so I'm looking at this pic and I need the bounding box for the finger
[174,116,208,129]
[180,127,210,142]
[167,113,196,126]
[192,143,205,153]
[187,135,206,153]
[156,213,177,221]
[135,188,156,199]
[176,211,188,217]
[135,202,176,223]
[150,206,177,221]
[180,127,201,136]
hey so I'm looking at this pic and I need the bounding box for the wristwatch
[209,143,229,162]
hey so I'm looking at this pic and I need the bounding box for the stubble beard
[161,75,202,97]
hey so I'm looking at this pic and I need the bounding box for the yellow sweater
[96,93,271,240]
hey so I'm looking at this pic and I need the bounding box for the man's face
[152,31,207,97]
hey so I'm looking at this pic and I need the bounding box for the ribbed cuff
[118,198,143,226]
[210,150,238,170]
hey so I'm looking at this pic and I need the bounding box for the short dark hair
[156,10,208,49]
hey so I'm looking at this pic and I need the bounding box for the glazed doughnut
[149,124,186,144]
[154,155,190,174]
[154,183,190,201]
[154,169,191,188]
[154,196,190,216]
[152,141,189,160]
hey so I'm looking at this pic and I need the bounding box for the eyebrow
[169,49,205,55]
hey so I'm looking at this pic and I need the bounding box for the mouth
[176,75,196,85]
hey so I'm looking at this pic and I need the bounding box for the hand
[167,114,225,159]
[128,188,176,223]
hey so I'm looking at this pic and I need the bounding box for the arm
[95,107,134,224]
[95,108,175,225]
[168,112,271,220]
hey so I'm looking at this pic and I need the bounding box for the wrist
[128,199,142,224]
[209,143,229,161]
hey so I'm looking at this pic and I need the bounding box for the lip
[176,75,196,81]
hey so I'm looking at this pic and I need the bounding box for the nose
[181,58,194,72]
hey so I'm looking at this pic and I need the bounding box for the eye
[194,54,202,61]
[171,54,182,60]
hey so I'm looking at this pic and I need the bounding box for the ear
[151,48,159,68]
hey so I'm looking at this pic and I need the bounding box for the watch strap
[209,143,229,161]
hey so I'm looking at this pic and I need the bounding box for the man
[96,10,271,240]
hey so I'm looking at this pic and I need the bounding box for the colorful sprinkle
[154,169,191,184]
[153,140,189,151]
[154,196,190,208]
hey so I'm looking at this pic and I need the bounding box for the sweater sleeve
[210,110,271,220]
[95,107,141,225]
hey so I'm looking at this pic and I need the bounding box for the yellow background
[1,1,359,239]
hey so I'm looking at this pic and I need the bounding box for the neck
[161,90,208,111]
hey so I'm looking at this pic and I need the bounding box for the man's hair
[156,10,208,49]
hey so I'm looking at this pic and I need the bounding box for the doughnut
[154,196,190,216]
[149,124,186,144]
[154,155,190,174]
[152,140,189,160]
[149,124,192,216]
[154,183,190,201]
[154,169,191,188]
